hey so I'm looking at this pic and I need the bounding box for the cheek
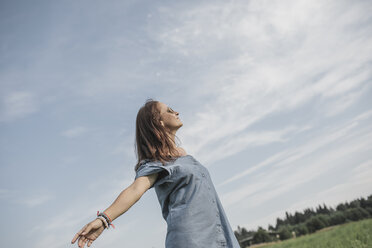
[163,116,175,124]
[167,117,179,125]
[165,114,176,121]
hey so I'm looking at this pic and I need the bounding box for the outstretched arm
[71,173,158,248]
[104,173,158,222]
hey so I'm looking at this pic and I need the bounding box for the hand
[71,218,105,248]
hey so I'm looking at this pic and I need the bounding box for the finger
[71,233,78,244]
[82,237,89,248]
[81,224,92,236]
[78,236,86,248]
[72,225,88,243]
[87,239,94,247]
[78,236,82,247]
[71,232,82,244]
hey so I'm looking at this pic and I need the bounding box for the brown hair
[134,98,182,171]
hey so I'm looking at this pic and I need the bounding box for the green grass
[259,218,372,248]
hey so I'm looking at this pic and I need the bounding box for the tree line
[234,194,372,246]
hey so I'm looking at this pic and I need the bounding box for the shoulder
[139,159,160,167]
[138,159,151,167]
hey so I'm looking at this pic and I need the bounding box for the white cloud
[19,194,55,208]
[0,91,39,122]
[158,0,372,166]
[33,234,61,248]
[322,86,367,117]
[0,188,54,207]
[111,138,135,158]
[279,159,372,221]
[219,109,372,186]
[201,125,312,165]
[61,126,89,138]
[220,109,372,209]
[27,176,138,248]
[147,2,372,232]
[227,138,372,230]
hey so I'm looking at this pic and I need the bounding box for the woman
[71,99,240,248]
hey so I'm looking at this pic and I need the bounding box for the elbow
[130,180,150,199]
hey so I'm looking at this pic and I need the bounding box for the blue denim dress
[135,155,240,248]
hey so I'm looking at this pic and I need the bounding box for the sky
[0,0,371,247]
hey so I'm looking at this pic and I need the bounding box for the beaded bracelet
[96,216,109,229]
[97,211,115,229]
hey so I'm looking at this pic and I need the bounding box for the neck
[168,130,176,144]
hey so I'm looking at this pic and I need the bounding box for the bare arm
[71,173,158,248]
[103,173,159,222]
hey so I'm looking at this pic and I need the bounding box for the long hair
[134,99,182,171]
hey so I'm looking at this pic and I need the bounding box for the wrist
[96,211,115,229]
[96,216,108,229]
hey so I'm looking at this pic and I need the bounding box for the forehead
[157,102,169,112]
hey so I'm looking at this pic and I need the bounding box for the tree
[294,211,305,224]
[268,224,275,232]
[275,217,285,230]
[345,208,362,221]
[336,203,347,211]
[234,194,372,244]
[305,216,325,233]
[316,204,322,214]
[285,211,295,225]
[303,208,315,220]
[349,199,361,208]
[278,226,292,240]
[317,214,330,227]
[345,207,370,221]
[328,206,335,213]
[295,224,309,235]
[234,226,249,240]
[329,212,346,225]
[363,198,372,208]
[322,203,331,214]
[252,227,272,244]
[365,207,372,215]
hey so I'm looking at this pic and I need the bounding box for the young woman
[71,99,240,248]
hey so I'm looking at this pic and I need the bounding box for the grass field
[255,218,372,248]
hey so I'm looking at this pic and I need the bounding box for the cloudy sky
[1,0,371,247]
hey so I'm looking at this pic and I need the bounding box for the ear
[160,120,165,127]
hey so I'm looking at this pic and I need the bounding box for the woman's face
[157,102,183,131]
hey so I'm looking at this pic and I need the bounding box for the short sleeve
[135,161,172,188]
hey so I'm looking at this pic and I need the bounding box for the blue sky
[0,0,371,247]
